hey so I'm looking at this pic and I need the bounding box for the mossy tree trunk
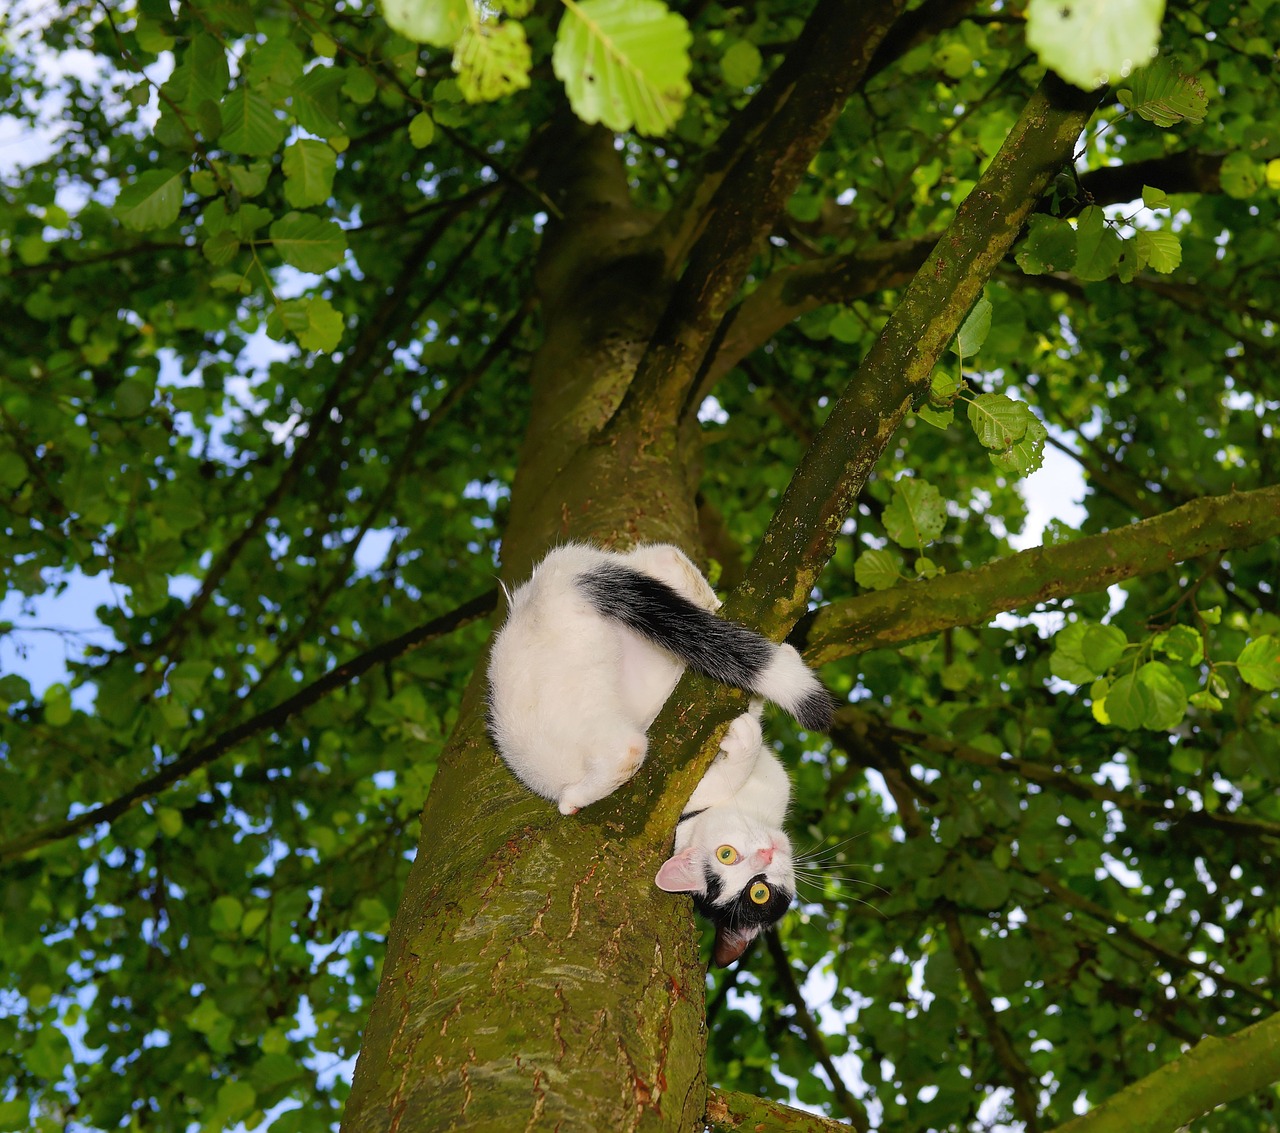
[341,9,1102,1128]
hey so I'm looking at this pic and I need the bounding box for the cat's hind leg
[557,731,649,815]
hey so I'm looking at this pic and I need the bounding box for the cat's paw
[721,712,763,760]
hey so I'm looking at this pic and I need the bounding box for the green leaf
[453,18,532,103]
[1137,660,1188,730]
[1154,625,1203,665]
[553,0,693,136]
[269,212,348,272]
[951,297,992,359]
[1051,623,1099,685]
[409,111,436,148]
[1220,152,1263,199]
[1017,215,1076,275]
[1025,0,1165,91]
[854,548,903,591]
[381,0,468,47]
[929,368,961,403]
[290,67,346,138]
[219,88,286,155]
[720,40,762,89]
[916,404,953,429]
[1141,184,1169,208]
[269,296,346,353]
[1082,624,1127,673]
[43,683,73,727]
[1135,229,1181,273]
[1074,205,1123,281]
[1116,55,1208,127]
[282,139,338,208]
[211,895,244,933]
[990,415,1047,476]
[967,393,1030,450]
[1104,670,1155,729]
[883,477,946,550]
[114,169,185,231]
[1238,636,1280,691]
[156,807,184,837]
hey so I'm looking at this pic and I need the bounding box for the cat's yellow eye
[749,882,771,905]
[716,845,739,865]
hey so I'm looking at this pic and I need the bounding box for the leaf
[854,548,903,591]
[269,211,348,272]
[1116,55,1207,127]
[114,169,184,231]
[916,404,953,429]
[381,0,468,46]
[553,0,693,136]
[219,88,286,155]
[1104,670,1155,729]
[1220,152,1262,200]
[951,297,992,359]
[1074,205,1122,281]
[409,111,436,147]
[269,296,346,353]
[883,477,946,550]
[290,67,346,138]
[721,40,762,89]
[967,393,1030,450]
[453,18,532,103]
[210,895,244,933]
[1025,0,1165,91]
[1141,185,1169,208]
[1136,229,1181,273]
[1238,636,1280,691]
[1137,661,1187,730]
[1017,215,1076,275]
[1052,623,1099,685]
[1081,624,1127,673]
[990,415,1047,476]
[1154,625,1203,665]
[282,139,337,208]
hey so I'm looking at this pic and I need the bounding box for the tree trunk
[342,36,1099,1133]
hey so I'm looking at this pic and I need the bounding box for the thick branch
[704,1089,853,1133]
[626,75,1101,835]
[800,484,1280,665]
[1047,1011,1280,1133]
[617,0,909,424]
[0,592,497,864]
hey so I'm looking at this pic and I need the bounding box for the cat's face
[656,826,795,966]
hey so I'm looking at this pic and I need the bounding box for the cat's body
[486,542,831,964]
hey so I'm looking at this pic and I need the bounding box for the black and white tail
[576,563,833,731]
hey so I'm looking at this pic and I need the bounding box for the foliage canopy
[1,0,1279,1130]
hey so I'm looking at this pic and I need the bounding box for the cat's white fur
[488,542,815,816]
[488,543,802,963]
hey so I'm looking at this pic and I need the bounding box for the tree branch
[626,75,1101,835]
[704,1088,854,1133]
[1047,1011,1280,1133]
[763,933,871,1132]
[940,906,1042,1130]
[798,484,1280,665]
[0,591,497,864]
[616,0,909,425]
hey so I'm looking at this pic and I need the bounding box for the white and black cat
[486,542,832,965]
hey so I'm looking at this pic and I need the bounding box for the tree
[1,0,1278,1130]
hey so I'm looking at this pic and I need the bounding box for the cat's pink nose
[759,846,774,864]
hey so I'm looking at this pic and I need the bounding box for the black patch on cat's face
[691,866,793,932]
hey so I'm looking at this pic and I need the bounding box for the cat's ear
[654,847,704,893]
[713,925,759,967]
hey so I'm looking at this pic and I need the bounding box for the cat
[486,542,832,965]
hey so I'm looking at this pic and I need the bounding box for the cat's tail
[576,564,833,731]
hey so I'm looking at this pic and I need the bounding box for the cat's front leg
[683,711,763,811]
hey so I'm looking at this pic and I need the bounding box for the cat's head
[654,827,795,966]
